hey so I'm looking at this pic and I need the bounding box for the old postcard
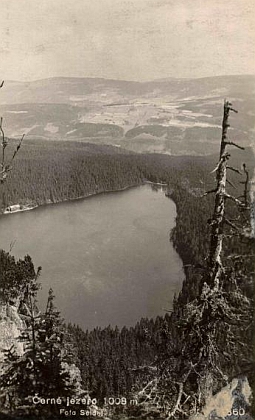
[0,1,254,419]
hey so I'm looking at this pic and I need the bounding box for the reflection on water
[0,185,183,329]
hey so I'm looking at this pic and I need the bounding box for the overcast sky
[0,0,254,82]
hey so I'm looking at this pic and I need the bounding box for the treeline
[67,315,171,404]
[1,138,254,417]
[3,138,254,305]
[64,143,254,409]
[0,251,84,418]
[2,141,143,207]
[0,249,170,417]
[2,139,216,207]
[2,138,254,306]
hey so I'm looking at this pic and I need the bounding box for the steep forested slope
[1,139,215,208]
[0,137,254,418]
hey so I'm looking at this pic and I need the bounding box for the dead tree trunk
[206,100,241,285]
[0,82,25,212]
[199,100,246,404]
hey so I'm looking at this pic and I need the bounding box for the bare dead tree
[0,82,25,212]
[135,100,253,419]
[204,100,247,286]
[0,118,25,185]
[184,100,252,409]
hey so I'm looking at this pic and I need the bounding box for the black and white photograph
[0,1,254,419]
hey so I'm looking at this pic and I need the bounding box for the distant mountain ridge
[0,75,254,155]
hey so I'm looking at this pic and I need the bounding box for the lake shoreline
[1,183,142,216]
[0,183,183,329]
[1,180,169,216]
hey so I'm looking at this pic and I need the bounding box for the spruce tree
[133,101,253,418]
[0,283,79,418]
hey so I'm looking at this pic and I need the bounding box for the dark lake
[0,185,183,329]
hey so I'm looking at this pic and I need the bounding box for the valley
[0,75,254,155]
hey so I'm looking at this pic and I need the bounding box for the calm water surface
[0,185,183,329]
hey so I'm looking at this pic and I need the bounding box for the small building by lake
[4,204,22,213]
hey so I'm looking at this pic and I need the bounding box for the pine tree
[0,82,83,417]
[169,101,253,415]
[0,285,80,417]
[36,288,76,398]
[132,100,253,418]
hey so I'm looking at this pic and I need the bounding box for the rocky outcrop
[190,376,253,420]
[0,302,25,369]
[61,362,85,395]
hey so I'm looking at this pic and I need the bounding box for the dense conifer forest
[0,131,254,418]
[1,139,216,209]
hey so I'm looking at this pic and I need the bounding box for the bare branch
[166,382,183,419]
[224,141,245,150]
[224,218,240,231]
[0,111,25,197]
[203,188,217,196]
[11,134,25,163]
[211,153,230,173]
[226,254,255,260]
[242,163,249,208]
[224,193,246,207]
[229,107,238,113]
[0,117,7,189]
[137,378,158,396]
[226,179,236,189]
[227,166,242,175]
[0,117,6,167]
[225,101,238,113]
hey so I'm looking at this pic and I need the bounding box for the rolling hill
[0,75,254,155]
